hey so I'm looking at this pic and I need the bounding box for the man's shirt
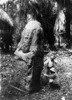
[17,20,44,57]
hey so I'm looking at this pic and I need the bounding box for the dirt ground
[1,48,72,100]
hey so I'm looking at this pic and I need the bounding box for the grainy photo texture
[0,0,72,100]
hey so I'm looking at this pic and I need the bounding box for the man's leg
[29,57,43,93]
[60,34,67,48]
[54,35,59,48]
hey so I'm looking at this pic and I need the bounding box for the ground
[1,48,72,100]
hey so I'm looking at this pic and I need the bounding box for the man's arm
[14,48,34,61]
[30,28,44,55]
[14,27,43,63]
[14,29,39,59]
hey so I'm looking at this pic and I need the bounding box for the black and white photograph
[0,0,72,100]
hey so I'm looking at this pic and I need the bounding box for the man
[54,7,66,48]
[56,0,72,48]
[14,13,44,93]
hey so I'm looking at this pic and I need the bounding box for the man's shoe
[25,84,41,94]
[29,85,41,94]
